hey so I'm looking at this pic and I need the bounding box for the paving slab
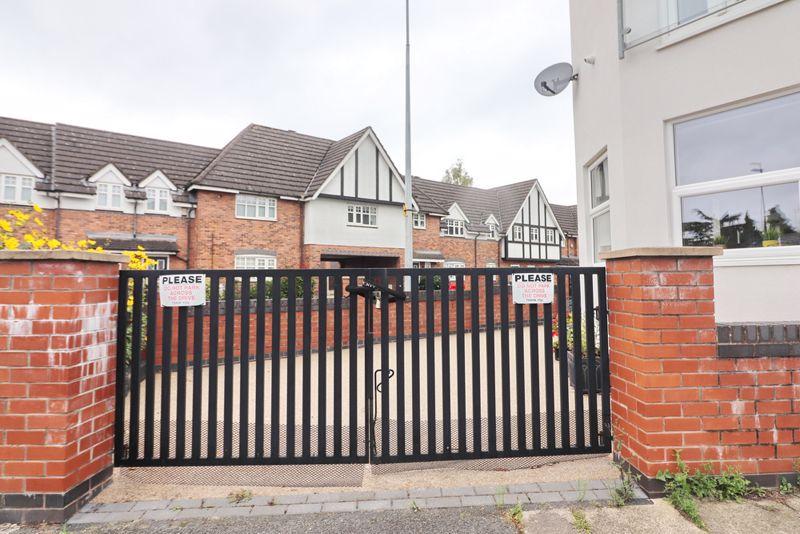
[131,500,171,511]
[249,504,288,516]
[424,496,463,509]
[285,503,323,515]
[357,499,393,511]
[321,501,358,513]
[140,509,179,521]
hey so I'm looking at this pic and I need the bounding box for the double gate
[114,267,611,467]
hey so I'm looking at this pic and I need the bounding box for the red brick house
[0,116,575,268]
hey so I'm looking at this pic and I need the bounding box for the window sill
[713,245,800,267]
[235,215,277,222]
[347,224,378,229]
[656,0,786,51]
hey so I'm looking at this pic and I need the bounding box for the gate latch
[346,280,407,302]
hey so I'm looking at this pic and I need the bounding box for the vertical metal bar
[585,274,599,449]
[240,275,250,459]
[485,274,497,453]
[333,275,343,457]
[269,276,281,459]
[470,273,482,453]
[410,272,421,456]
[143,276,157,461]
[176,305,188,460]
[363,273,374,458]
[514,301,526,450]
[572,273,585,448]
[529,303,541,451]
[128,276,143,462]
[255,274,266,459]
[556,272,570,449]
[598,269,612,447]
[348,275,358,457]
[114,273,129,465]
[223,275,234,459]
[425,272,436,455]
[301,274,312,458]
[379,273,390,459]
[286,275,297,457]
[191,301,204,460]
[544,301,555,449]
[207,275,219,460]
[318,274,328,458]
[159,306,172,462]
[499,274,511,452]
[395,273,406,458]
[440,271,451,454]
[455,274,466,454]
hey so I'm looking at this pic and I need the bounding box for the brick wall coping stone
[600,246,723,260]
[0,249,126,262]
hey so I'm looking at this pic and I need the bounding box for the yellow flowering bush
[0,204,156,270]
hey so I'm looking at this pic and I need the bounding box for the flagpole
[403,0,413,269]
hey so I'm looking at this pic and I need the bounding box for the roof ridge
[54,121,219,151]
[0,116,55,129]
[248,123,337,144]
[189,124,254,187]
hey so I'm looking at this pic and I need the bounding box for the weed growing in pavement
[610,462,640,507]
[410,500,420,512]
[779,477,795,495]
[571,509,591,533]
[508,502,524,528]
[576,480,588,502]
[59,524,69,534]
[657,450,764,530]
[227,489,253,504]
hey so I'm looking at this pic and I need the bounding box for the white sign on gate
[511,272,554,304]
[158,274,206,307]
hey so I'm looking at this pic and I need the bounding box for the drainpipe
[185,204,195,269]
[473,233,479,267]
[132,199,140,238]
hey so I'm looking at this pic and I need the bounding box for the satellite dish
[534,62,576,97]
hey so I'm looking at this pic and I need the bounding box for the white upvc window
[235,255,277,269]
[412,211,426,229]
[236,194,277,220]
[444,261,466,268]
[672,90,800,263]
[513,225,523,241]
[530,227,540,242]
[97,183,123,209]
[488,224,498,239]
[588,156,611,263]
[546,228,556,244]
[347,204,377,227]
[146,188,170,213]
[147,256,170,270]
[1,175,33,204]
[440,218,465,237]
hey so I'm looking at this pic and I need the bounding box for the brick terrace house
[0,116,575,269]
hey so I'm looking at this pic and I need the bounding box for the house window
[412,212,426,228]
[530,227,540,242]
[146,188,170,213]
[588,156,611,262]
[674,91,800,251]
[440,218,465,236]
[488,224,498,238]
[97,183,123,209]
[444,261,465,268]
[546,229,556,244]
[347,204,377,226]
[236,194,277,220]
[1,175,33,204]
[513,225,523,241]
[235,255,277,269]
[146,257,170,270]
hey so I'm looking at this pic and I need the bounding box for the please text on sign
[158,274,206,307]
[511,272,554,304]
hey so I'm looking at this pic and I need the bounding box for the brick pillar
[0,250,123,523]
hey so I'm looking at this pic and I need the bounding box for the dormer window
[1,175,33,204]
[97,183,123,209]
[488,224,498,239]
[440,218,465,236]
[146,188,170,213]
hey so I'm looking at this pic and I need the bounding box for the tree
[442,159,473,186]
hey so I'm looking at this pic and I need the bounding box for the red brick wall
[413,215,500,267]
[189,191,302,269]
[302,244,405,269]
[0,254,119,521]
[606,252,800,488]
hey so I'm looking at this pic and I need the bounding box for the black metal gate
[114,267,611,468]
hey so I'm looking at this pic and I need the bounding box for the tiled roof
[550,204,578,236]
[0,116,53,177]
[303,128,369,197]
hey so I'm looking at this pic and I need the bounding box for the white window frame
[669,91,800,267]
[1,175,33,204]
[96,183,123,210]
[146,188,170,213]
[444,261,466,268]
[412,211,426,229]
[546,228,556,244]
[488,224,498,239]
[234,254,277,269]
[236,194,277,221]
[588,155,611,265]
[440,218,465,237]
[513,225,523,241]
[146,256,170,270]
[347,204,378,227]
[530,227,540,242]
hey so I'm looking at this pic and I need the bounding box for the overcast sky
[1,0,576,203]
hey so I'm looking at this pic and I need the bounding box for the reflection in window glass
[675,91,800,186]
[681,182,800,248]
[677,0,712,24]
[591,158,609,207]
[592,211,611,262]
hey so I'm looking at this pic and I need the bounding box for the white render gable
[87,163,131,186]
[0,138,44,178]
[503,182,565,262]
[139,170,177,191]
